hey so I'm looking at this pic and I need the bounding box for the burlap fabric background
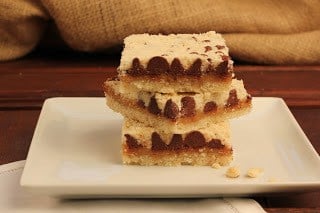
[1,0,319,64]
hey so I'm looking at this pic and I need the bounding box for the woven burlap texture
[1,0,319,64]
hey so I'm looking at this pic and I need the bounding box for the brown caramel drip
[168,134,183,150]
[127,58,146,75]
[147,56,169,75]
[204,46,212,52]
[208,139,224,149]
[148,95,161,115]
[221,55,229,61]
[215,59,229,76]
[203,39,210,42]
[181,96,195,117]
[186,59,202,76]
[163,99,179,120]
[246,94,252,102]
[184,131,206,148]
[226,89,239,107]
[151,132,167,150]
[137,99,145,108]
[204,101,217,113]
[125,134,141,149]
[215,45,225,50]
[170,58,184,75]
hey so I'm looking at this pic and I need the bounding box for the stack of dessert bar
[104,31,251,166]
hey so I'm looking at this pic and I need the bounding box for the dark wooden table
[1,52,319,212]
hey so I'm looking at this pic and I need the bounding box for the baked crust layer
[119,74,232,93]
[122,144,233,166]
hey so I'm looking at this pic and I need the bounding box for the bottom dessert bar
[121,119,233,166]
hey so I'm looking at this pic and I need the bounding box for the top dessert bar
[118,31,233,93]
[119,31,232,77]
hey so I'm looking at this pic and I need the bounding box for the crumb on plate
[211,163,221,169]
[226,166,240,178]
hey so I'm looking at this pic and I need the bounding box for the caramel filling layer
[124,132,227,151]
[123,56,232,77]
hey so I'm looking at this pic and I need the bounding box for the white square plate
[21,97,320,198]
